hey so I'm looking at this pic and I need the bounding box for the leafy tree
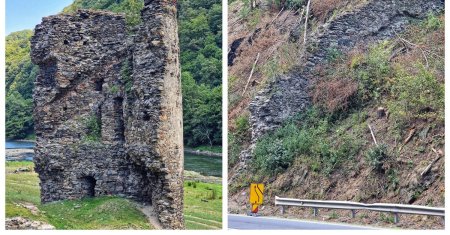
[5,30,37,139]
[182,72,222,146]
[5,91,34,139]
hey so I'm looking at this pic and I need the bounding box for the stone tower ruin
[30,0,183,229]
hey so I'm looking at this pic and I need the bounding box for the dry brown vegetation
[311,0,347,22]
[312,77,358,113]
[228,1,301,126]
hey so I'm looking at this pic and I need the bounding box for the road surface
[228,214,375,230]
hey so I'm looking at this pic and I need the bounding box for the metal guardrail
[275,196,445,223]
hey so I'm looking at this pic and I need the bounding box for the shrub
[387,168,399,190]
[253,107,363,176]
[253,139,293,175]
[109,85,120,94]
[366,144,388,172]
[352,42,392,103]
[424,13,443,31]
[121,59,133,94]
[326,47,343,62]
[388,67,444,122]
[235,114,250,139]
[83,115,102,142]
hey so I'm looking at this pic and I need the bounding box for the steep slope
[228,0,444,229]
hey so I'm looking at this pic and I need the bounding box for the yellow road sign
[249,183,264,205]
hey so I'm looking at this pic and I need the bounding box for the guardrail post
[393,213,399,224]
[280,206,285,215]
[313,208,318,217]
[351,209,356,219]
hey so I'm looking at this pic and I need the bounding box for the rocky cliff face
[31,0,183,229]
[249,0,444,142]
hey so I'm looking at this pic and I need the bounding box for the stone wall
[249,0,444,142]
[31,0,183,229]
[126,0,184,228]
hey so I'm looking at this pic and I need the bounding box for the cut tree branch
[368,124,378,146]
[303,0,311,44]
[394,31,430,68]
[403,128,416,145]
[267,7,284,28]
[420,148,442,177]
[242,53,260,96]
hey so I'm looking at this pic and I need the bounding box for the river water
[5,141,222,177]
[6,141,35,149]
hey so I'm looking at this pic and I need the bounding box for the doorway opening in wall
[81,176,96,197]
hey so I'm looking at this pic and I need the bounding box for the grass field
[5,161,222,230]
[184,181,222,229]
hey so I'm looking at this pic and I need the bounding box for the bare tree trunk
[304,0,311,44]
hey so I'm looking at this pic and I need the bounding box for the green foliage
[330,211,339,219]
[267,0,304,9]
[235,114,250,139]
[388,67,444,122]
[326,46,343,62]
[63,0,144,27]
[351,42,392,103]
[253,108,363,176]
[83,115,102,142]
[182,72,222,146]
[109,85,120,94]
[239,2,251,19]
[286,0,305,9]
[178,0,222,87]
[254,138,293,175]
[379,213,395,224]
[387,168,399,190]
[365,144,388,172]
[5,30,37,139]
[120,58,133,94]
[177,0,223,146]
[424,13,443,31]
[5,91,34,139]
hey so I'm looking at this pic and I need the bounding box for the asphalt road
[228,214,375,230]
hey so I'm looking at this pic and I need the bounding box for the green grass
[184,181,222,230]
[6,161,222,230]
[191,145,222,154]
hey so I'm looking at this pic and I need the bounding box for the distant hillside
[5,30,37,139]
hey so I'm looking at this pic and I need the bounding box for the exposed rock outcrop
[31,0,183,229]
[5,217,55,230]
[249,0,444,143]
